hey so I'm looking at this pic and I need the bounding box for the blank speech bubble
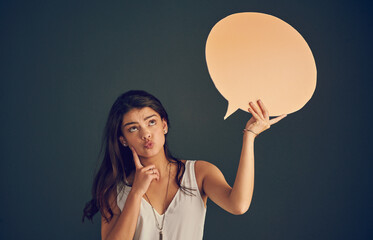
[205,12,317,119]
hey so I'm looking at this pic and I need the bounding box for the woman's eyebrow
[122,114,157,128]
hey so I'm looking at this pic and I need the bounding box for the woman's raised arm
[201,99,287,215]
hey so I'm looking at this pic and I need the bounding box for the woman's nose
[141,129,151,140]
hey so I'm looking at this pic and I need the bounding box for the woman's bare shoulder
[195,160,218,173]
[194,160,225,186]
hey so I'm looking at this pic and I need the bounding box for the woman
[82,90,287,240]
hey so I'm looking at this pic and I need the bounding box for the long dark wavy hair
[82,90,195,223]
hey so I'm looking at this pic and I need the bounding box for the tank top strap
[182,160,198,189]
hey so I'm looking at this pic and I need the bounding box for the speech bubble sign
[205,12,317,119]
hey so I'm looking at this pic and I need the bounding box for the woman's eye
[128,126,138,132]
[149,120,156,126]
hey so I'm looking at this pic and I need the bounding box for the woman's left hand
[245,99,287,137]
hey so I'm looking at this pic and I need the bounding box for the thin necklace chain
[144,162,171,231]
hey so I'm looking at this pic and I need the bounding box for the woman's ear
[162,118,168,134]
[119,136,128,147]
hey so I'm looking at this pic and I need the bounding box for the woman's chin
[138,146,162,158]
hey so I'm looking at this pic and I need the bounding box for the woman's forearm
[105,190,142,240]
[229,132,256,214]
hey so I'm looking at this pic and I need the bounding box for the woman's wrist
[129,189,144,200]
[243,130,256,141]
[243,128,258,137]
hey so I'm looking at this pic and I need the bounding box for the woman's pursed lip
[144,141,153,148]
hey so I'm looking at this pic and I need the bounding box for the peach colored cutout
[205,12,317,119]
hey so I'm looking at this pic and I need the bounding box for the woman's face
[119,107,168,159]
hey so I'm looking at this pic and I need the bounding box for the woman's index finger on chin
[130,146,143,169]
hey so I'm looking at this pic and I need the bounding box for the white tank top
[117,160,207,240]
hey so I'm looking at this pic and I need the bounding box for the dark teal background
[1,0,372,239]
